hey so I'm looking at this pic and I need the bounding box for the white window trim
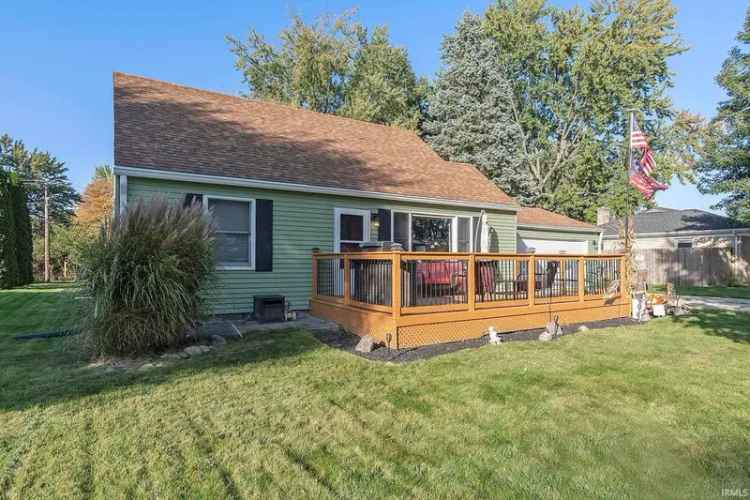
[390,211,473,252]
[204,195,256,270]
[334,207,371,252]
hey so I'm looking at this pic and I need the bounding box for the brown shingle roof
[114,73,517,208]
[517,207,597,230]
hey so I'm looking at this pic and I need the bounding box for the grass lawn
[651,284,750,300]
[2,286,750,499]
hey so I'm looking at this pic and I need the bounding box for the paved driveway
[680,295,750,313]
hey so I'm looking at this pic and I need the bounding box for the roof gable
[113,73,517,208]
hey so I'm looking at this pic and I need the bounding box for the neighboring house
[599,207,750,253]
[113,73,597,314]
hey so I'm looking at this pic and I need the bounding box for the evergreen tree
[422,13,525,198]
[696,8,750,221]
[0,171,19,288]
[0,134,79,234]
[12,184,33,284]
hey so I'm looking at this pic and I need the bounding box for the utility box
[253,295,286,323]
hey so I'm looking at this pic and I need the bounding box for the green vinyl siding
[126,176,516,314]
[516,227,600,253]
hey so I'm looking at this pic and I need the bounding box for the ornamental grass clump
[80,198,215,356]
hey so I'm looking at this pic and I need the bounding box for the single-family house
[113,73,609,324]
[598,207,750,253]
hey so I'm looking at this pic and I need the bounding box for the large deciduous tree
[695,8,750,222]
[476,0,687,219]
[76,165,113,230]
[422,13,526,200]
[227,11,425,129]
[339,26,426,130]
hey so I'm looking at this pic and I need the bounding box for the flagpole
[624,109,635,299]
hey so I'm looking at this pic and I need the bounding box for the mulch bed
[310,317,639,363]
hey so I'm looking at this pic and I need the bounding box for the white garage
[517,237,590,255]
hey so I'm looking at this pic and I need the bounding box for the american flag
[640,147,655,175]
[630,118,649,149]
[628,114,665,199]
[629,157,667,200]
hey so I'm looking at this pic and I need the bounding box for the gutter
[600,228,750,239]
[517,223,600,234]
[114,165,519,212]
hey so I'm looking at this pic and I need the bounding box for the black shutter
[183,193,203,208]
[378,209,391,241]
[255,199,273,272]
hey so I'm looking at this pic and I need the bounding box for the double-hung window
[206,196,255,269]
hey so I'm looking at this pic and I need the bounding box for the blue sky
[1,0,746,214]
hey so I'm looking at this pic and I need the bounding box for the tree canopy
[695,7,750,221]
[228,11,425,129]
[422,13,525,196]
[0,134,79,233]
[448,0,688,220]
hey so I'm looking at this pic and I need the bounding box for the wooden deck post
[343,254,351,305]
[528,255,536,307]
[467,254,476,312]
[391,251,401,319]
[578,256,585,301]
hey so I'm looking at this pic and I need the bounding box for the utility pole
[21,178,54,282]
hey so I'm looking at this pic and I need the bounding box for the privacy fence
[633,247,750,287]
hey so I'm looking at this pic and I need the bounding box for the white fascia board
[114,165,519,212]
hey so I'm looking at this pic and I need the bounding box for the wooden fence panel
[633,248,738,286]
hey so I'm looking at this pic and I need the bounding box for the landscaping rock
[196,319,243,339]
[210,335,227,347]
[184,345,212,356]
[577,325,589,332]
[538,330,554,342]
[355,335,376,353]
[161,352,189,360]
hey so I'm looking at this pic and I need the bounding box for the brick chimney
[597,207,611,226]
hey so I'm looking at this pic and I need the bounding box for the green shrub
[80,198,215,356]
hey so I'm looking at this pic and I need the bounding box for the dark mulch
[310,317,639,363]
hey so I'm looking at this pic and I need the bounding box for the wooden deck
[310,251,629,348]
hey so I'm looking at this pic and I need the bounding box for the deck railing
[312,251,624,317]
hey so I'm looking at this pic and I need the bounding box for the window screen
[472,216,482,251]
[339,214,364,241]
[677,241,693,249]
[208,198,252,266]
[457,217,471,252]
[394,212,409,249]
